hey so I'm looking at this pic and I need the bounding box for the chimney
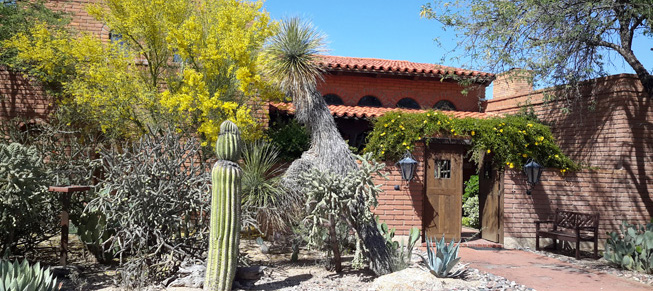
[492,68,534,100]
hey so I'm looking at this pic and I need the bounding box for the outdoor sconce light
[523,159,543,195]
[396,151,418,189]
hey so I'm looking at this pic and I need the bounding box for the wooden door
[479,164,503,243]
[424,144,463,241]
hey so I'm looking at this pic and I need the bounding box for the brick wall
[47,0,107,41]
[317,74,485,112]
[0,67,53,122]
[373,142,426,236]
[487,74,653,249]
[502,169,653,249]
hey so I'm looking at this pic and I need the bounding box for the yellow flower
[406,146,411,150]
[402,142,407,146]
[423,120,428,124]
[509,163,514,168]
[538,136,544,141]
[381,151,385,155]
[380,132,386,136]
[450,129,455,133]
[527,123,533,127]
[534,142,539,145]
[487,149,491,154]
[493,127,497,131]
[522,153,528,158]
[471,131,475,136]
[384,123,389,127]
[500,129,503,133]
[437,121,441,125]
[427,113,431,117]
[560,168,566,173]
[391,119,395,123]
[554,154,559,158]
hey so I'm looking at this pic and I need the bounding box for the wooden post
[48,186,91,266]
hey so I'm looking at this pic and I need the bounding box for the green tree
[421,0,653,98]
[0,0,69,66]
[4,0,276,142]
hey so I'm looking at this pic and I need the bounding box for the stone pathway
[460,248,652,291]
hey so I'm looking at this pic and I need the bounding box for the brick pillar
[492,69,534,100]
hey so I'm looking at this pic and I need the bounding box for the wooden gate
[479,163,503,243]
[424,144,463,241]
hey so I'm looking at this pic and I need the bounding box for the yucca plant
[241,141,296,236]
[0,259,59,291]
[423,236,465,278]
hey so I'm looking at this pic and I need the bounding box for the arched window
[323,94,344,105]
[396,98,421,109]
[357,95,383,107]
[434,100,456,111]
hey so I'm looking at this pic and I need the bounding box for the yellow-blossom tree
[5,0,276,142]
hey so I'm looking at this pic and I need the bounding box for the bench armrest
[535,220,554,231]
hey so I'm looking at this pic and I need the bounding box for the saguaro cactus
[205,120,242,291]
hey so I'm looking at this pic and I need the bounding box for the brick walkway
[460,248,651,291]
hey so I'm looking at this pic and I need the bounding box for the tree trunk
[328,214,342,272]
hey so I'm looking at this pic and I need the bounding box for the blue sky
[263,0,653,82]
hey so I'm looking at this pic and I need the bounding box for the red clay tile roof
[317,55,494,80]
[270,102,492,120]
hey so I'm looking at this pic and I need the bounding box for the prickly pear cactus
[205,120,242,291]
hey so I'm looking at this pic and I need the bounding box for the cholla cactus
[205,120,242,291]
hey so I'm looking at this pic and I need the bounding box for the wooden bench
[535,209,599,259]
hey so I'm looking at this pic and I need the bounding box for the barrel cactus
[205,120,243,291]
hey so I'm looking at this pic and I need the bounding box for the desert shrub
[299,153,386,270]
[266,117,310,161]
[0,142,57,254]
[462,175,480,229]
[241,141,297,236]
[0,117,104,234]
[604,220,653,273]
[86,129,211,287]
[462,196,480,229]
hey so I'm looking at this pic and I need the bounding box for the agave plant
[0,259,59,291]
[423,236,465,278]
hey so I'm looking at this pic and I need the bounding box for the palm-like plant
[264,17,394,276]
[241,141,296,236]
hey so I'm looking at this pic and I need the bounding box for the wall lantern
[397,151,418,182]
[523,159,543,195]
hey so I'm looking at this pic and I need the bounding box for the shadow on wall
[502,75,652,244]
[0,68,54,121]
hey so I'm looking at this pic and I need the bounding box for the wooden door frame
[422,138,470,241]
[478,159,504,244]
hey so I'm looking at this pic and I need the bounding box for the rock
[370,268,444,291]
[168,264,205,288]
[236,266,267,281]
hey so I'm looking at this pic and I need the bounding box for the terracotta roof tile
[270,102,492,120]
[317,55,494,80]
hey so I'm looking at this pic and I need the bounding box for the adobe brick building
[3,0,652,251]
